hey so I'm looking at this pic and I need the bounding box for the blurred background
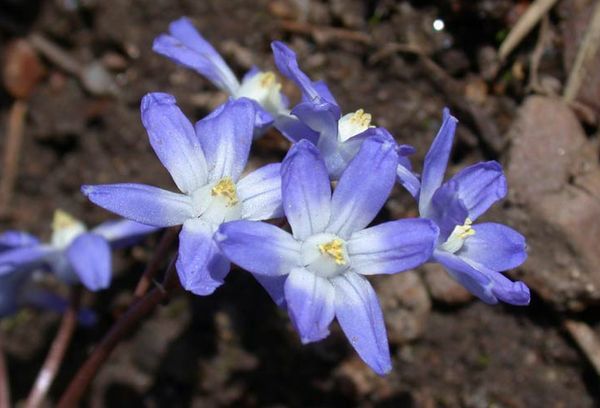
[0,0,599,406]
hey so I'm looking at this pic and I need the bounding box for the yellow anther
[455,218,475,239]
[318,239,347,265]
[52,209,81,232]
[211,178,239,206]
[259,71,277,88]
[349,109,372,128]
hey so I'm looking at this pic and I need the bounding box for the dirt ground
[0,0,599,406]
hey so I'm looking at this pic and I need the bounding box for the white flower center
[51,209,86,249]
[191,177,242,226]
[235,71,286,116]
[337,108,374,142]
[301,233,350,279]
[440,218,475,254]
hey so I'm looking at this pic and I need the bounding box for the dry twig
[0,100,28,217]
[25,288,81,408]
[563,1,600,103]
[563,319,600,378]
[498,0,559,61]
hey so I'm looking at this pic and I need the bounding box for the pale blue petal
[285,267,335,343]
[215,220,300,277]
[281,140,331,240]
[153,17,239,94]
[327,136,398,239]
[141,92,208,194]
[444,161,507,221]
[273,113,320,145]
[66,233,111,291]
[92,219,159,249]
[332,271,391,375]
[434,249,530,305]
[177,219,230,296]
[0,231,40,250]
[253,274,288,308]
[237,163,283,221]
[81,183,194,227]
[0,245,51,276]
[458,223,527,272]
[195,98,255,182]
[419,108,458,217]
[347,219,438,275]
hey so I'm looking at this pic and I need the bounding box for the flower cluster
[5,17,529,375]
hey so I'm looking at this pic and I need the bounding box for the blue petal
[0,231,40,250]
[237,163,283,221]
[444,161,507,221]
[332,271,391,375]
[273,113,320,145]
[429,183,470,241]
[92,219,159,249]
[215,220,300,277]
[419,108,458,217]
[281,140,331,240]
[82,184,193,227]
[308,80,338,106]
[153,17,239,94]
[195,98,255,182]
[252,274,288,308]
[285,267,335,343]
[458,223,527,271]
[141,92,208,194]
[292,101,340,143]
[0,244,51,276]
[66,233,111,291]
[176,219,230,296]
[434,250,530,305]
[347,219,438,275]
[327,135,398,239]
[0,268,31,317]
[272,41,325,104]
[396,164,421,198]
[252,101,275,138]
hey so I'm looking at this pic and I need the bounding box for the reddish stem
[25,288,81,408]
[57,260,179,407]
[133,226,179,300]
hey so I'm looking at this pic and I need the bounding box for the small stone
[372,271,431,344]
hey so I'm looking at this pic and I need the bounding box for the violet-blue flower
[82,93,283,296]
[0,210,156,294]
[153,17,290,136]
[271,41,420,194]
[398,109,530,305]
[215,137,438,375]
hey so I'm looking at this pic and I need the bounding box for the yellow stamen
[52,209,81,232]
[259,71,277,88]
[349,109,372,128]
[455,218,475,240]
[318,239,347,265]
[211,178,238,206]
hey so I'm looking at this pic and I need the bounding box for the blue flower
[153,17,290,136]
[398,109,530,305]
[271,41,419,193]
[215,137,438,375]
[0,210,156,301]
[82,93,284,296]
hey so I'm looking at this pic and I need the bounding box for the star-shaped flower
[82,93,283,296]
[398,109,530,305]
[216,137,438,374]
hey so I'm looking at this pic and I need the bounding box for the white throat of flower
[191,177,242,226]
[440,218,475,254]
[235,71,286,115]
[301,233,350,279]
[337,109,374,142]
[51,209,87,249]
